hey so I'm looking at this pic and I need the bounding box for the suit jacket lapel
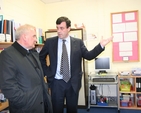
[70,37,76,65]
[53,37,58,59]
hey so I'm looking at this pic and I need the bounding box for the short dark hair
[56,16,71,28]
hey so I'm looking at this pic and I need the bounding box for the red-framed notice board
[111,10,139,62]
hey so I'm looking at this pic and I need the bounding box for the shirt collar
[59,36,70,43]
[12,41,31,56]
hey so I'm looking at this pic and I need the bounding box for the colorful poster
[111,10,139,62]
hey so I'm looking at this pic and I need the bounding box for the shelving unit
[0,42,44,55]
[118,74,141,110]
[87,73,118,111]
[0,42,44,49]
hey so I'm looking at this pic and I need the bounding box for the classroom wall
[44,0,141,74]
[0,0,46,31]
[2,0,140,73]
[1,0,141,107]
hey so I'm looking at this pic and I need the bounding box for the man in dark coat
[0,24,53,113]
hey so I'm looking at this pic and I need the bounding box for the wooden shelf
[35,43,44,46]
[118,75,136,78]
[0,42,44,46]
[0,100,9,111]
[0,42,44,48]
[0,42,13,45]
[118,75,141,110]
[119,91,136,93]
[119,106,141,110]
[119,106,134,109]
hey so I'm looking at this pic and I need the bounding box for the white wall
[1,0,46,31]
[2,0,141,73]
[1,0,141,106]
[44,0,141,73]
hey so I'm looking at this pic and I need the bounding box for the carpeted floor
[64,107,141,113]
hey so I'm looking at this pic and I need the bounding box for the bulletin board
[111,10,139,62]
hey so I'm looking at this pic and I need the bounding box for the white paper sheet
[125,12,135,21]
[124,32,137,41]
[113,33,123,42]
[113,23,125,33]
[120,51,132,56]
[119,42,132,51]
[125,22,137,31]
[112,14,122,23]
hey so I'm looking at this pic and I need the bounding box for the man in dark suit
[0,24,53,113]
[39,16,113,113]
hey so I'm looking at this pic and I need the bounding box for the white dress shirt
[54,36,71,79]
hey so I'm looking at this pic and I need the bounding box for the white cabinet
[87,73,119,111]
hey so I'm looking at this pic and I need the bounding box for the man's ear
[68,27,71,32]
[22,34,27,41]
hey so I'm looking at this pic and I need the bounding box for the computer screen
[94,57,110,74]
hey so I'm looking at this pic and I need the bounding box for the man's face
[25,28,37,49]
[56,22,70,39]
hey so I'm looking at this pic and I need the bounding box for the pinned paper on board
[111,10,139,62]
[74,23,85,29]
[123,57,129,61]
[86,33,97,40]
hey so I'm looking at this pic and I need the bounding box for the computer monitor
[94,57,110,74]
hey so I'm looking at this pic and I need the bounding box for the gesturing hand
[100,36,114,47]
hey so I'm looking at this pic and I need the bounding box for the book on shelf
[0,34,5,42]
[3,19,12,42]
[0,15,3,33]
[0,15,5,42]
[136,78,141,92]
[0,18,21,43]
[0,16,43,44]
[36,28,43,44]
[11,20,21,42]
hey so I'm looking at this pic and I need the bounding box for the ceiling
[40,0,72,4]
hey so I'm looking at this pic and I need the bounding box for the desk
[0,100,9,111]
